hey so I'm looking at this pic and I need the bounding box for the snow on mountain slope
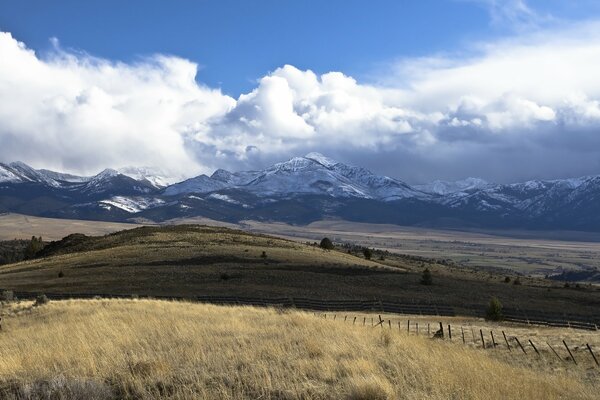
[98,196,166,213]
[37,169,91,183]
[0,163,23,183]
[163,175,227,196]
[118,167,174,188]
[416,178,490,195]
[0,162,62,187]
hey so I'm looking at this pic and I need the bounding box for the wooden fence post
[353,316,356,325]
[502,331,511,351]
[427,323,430,335]
[563,340,577,365]
[416,322,419,336]
[334,314,337,321]
[461,327,465,344]
[344,315,347,322]
[480,329,485,349]
[514,337,527,354]
[491,331,497,348]
[388,320,391,329]
[529,339,540,356]
[371,317,374,326]
[471,326,476,344]
[363,317,366,326]
[448,325,452,340]
[547,342,562,361]
[407,320,410,334]
[586,344,599,366]
[439,322,444,338]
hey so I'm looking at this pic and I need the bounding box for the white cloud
[3,20,600,183]
[0,32,234,178]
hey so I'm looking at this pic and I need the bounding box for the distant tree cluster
[0,236,45,265]
[24,236,44,259]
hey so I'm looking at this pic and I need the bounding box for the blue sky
[2,1,600,183]
[0,0,569,96]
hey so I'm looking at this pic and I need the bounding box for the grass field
[0,298,597,400]
[241,219,600,277]
[0,213,143,241]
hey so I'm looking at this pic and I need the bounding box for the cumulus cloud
[3,20,600,183]
[0,32,234,178]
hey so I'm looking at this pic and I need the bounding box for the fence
[7,290,599,330]
[317,312,600,368]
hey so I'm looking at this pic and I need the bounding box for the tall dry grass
[0,299,597,399]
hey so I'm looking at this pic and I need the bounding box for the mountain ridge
[2,154,600,231]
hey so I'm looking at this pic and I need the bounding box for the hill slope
[0,299,596,400]
[0,225,390,298]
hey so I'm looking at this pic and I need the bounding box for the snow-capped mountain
[0,162,62,187]
[117,166,174,189]
[164,153,427,201]
[3,156,600,231]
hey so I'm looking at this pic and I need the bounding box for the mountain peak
[304,152,338,168]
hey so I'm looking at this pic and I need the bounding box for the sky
[1,0,600,184]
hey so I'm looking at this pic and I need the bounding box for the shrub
[220,272,231,281]
[513,278,522,285]
[260,251,267,258]
[0,290,14,301]
[362,248,372,260]
[504,276,511,283]
[34,294,49,306]
[485,297,503,321]
[58,271,64,278]
[420,268,433,285]
[319,237,334,250]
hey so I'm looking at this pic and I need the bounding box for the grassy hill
[0,224,599,321]
[0,298,597,400]
[0,225,391,298]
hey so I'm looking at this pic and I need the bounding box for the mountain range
[2,153,600,231]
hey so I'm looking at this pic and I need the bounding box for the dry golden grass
[0,213,143,241]
[0,299,597,399]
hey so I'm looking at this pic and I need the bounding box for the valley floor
[0,299,598,400]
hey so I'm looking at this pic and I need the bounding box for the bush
[513,278,521,285]
[362,248,372,260]
[260,251,267,258]
[485,297,503,321]
[58,271,64,278]
[0,290,14,301]
[220,272,231,281]
[34,294,49,306]
[420,268,433,285]
[504,276,511,283]
[319,237,334,250]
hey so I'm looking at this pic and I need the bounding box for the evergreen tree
[362,247,372,260]
[319,237,334,250]
[420,268,433,285]
[485,297,504,321]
